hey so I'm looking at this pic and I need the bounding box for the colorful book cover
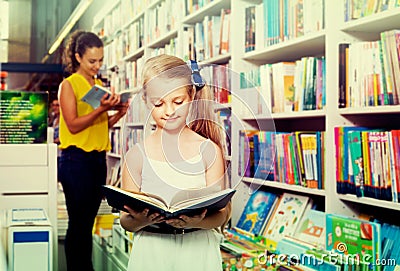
[243,130,258,177]
[335,126,370,195]
[348,130,366,197]
[326,214,381,271]
[294,209,326,249]
[316,131,324,189]
[263,192,312,251]
[254,131,276,181]
[298,132,318,188]
[390,130,400,202]
[368,131,383,200]
[379,131,393,201]
[235,190,278,236]
[238,130,245,176]
[276,236,314,259]
[0,90,48,144]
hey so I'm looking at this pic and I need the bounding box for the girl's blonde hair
[141,54,226,152]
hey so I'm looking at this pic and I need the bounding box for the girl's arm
[59,80,120,134]
[119,145,164,232]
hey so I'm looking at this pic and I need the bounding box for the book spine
[339,43,349,108]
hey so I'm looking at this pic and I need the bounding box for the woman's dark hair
[63,30,103,73]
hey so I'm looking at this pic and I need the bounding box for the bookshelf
[91,0,400,269]
[229,0,400,225]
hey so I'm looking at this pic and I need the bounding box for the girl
[58,30,128,271]
[120,54,231,271]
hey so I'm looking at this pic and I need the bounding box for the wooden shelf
[242,177,326,197]
[107,153,121,159]
[123,47,145,62]
[338,105,400,115]
[338,194,400,212]
[147,29,178,48]
[242,31,326,64]
[182,0,231,24]
[240,109,326,120]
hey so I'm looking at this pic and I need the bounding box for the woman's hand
[99,92,120,110]
[165,209,207,229]
[123,205,165,227]
[113,101,129,115]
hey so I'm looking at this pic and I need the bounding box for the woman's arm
[59,80,120,134]
[108,102,129,128]
[119,145,165,232]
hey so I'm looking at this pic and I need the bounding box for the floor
[58,239,67,271]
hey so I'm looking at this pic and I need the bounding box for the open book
[81,85,139,109]
[102,185,235,219]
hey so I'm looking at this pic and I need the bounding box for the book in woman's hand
[102,185,235,219]
[81,85,139,109]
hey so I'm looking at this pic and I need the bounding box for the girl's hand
[123,205,165,227]
[165,209,207,229]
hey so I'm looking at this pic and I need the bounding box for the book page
[170,188,234,211]
[118,88,140,103]
[168,180,223,206]
[117,188,169,209]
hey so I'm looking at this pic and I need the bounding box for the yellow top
[59,73,111,152]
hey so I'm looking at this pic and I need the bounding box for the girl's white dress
[125,142,223,271]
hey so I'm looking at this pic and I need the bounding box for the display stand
[6,208,53,271]
[0,144,58,271]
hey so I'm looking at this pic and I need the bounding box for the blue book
[81,84,137,109]
[254,131,275,181]
[253,133,260,178]
[235,190,278,236]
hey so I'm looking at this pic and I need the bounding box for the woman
[58,30,128,271]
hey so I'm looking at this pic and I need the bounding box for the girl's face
[75,46,104,78]
[145,78,192,132]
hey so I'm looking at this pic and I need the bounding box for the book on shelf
[254,131,276,181]
[238,130,324,188]
[347,130,367,198]
[81,84,138,109]
[275,235,317,262]
[235,190,279,236]
[271,62,296,113]
[107,160,121,187]
[297,131,324,189]
[373,219,400,269]
[326,214,381,271]
[102,185,235,219]
[334,126,371,195]
[219,8,230,55]
[220,236,266,258]
[221,228,267,257]
[302,248,342,271]
[244,5,256,52]
[342,29,400,108]
[335,126,400,202]
[293,209,326,249]
[263,192,313,251]
[338,43,349,108]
